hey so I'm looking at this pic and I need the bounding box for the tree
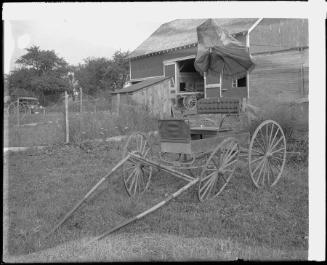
[7,45,71,105]
[16,46,68,76]
[73,50,130,96]
[74,57,111,95]
[106,50,130,90]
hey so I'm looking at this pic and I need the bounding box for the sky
[2,1,318,73]
[3,4,172,73]
[2,3,326,259]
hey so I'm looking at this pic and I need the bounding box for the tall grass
[245,103,308,166]
[68,102,159,144]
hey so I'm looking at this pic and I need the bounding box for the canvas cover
[194,19,254,79]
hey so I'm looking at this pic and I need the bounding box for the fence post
[117,94,120,115]
[65,91,69,143]
[80,87,83,113]
[16,98,20,127]
[301,64,305,96]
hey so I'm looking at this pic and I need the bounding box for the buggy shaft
[46,154,131,238]
[90,177,199,243]
[129,153,195,182]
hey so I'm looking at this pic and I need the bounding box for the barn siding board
[249,19,308,54]
[249,49,308,108]
[130,47,197,80]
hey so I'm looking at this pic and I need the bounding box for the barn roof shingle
[129,18,258,59]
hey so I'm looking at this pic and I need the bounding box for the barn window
[232,76,247,88]
[238,77,247,87]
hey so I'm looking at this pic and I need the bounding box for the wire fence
[4,89,160,148]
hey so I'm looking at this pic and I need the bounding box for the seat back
[158,119,191,143]
[197,98,241,114]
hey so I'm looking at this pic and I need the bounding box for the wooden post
[301,64,305,96]
[65,91,69,143]
[79,87,83,113]
[16,98,20,127]
[219,69,223,98]
[204,72,207,99]
[116,93,120,115]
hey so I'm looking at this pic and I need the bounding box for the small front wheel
[198,138,240,202]
[122,132,153,197]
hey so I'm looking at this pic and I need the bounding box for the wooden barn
[112,18,308,120]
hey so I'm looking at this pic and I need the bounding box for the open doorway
[177,58,204,93]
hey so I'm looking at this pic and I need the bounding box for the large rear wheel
[248,120,287,188]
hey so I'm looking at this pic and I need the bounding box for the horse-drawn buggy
[47,19,287,243]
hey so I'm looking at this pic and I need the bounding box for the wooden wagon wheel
[122,132,153,197]
[198,138,240,202]
[248,120,286,188]
[183,95,197,111]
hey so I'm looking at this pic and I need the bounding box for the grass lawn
[3,140,308,261]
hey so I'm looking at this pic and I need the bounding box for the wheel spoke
[254,137,266,153]
[250,155,264,165]
[270,147,285,155]
[268,123,274,146]
[202,175,215,199]
[200,173,215,192]
[269,127,280,150]
[265,124,269,149]
[220,173,228,183]
[250,149,265,156]
[270,136,284,152]
[125,167,137,184]
[222,143,238,164]
[256,159,266,184]
[252,158,265,175]
[127,170,137,194]
[207,175,217,198]
[133,170,139,195]
[221,142,235,162]
[258,129,267,150]
[202,171,217,182]
[221,158,237,170]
